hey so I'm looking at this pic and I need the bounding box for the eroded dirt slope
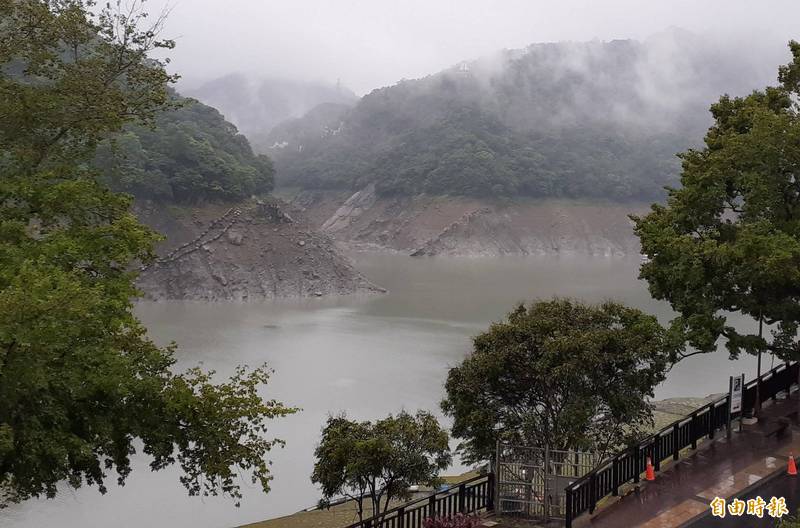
[135,199,384,301]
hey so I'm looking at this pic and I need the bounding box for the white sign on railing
[730,373,745,414]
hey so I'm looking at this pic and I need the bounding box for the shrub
[422,514,482,528]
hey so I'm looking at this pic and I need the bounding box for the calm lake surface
[2,253,762,528]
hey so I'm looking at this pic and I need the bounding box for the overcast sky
[145,0,800,94]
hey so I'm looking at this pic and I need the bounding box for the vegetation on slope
[278,106,684,198]
[95,94,275,203]
[268,33,777,201]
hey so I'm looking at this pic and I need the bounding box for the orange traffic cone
[645,456,655,481]
[789,453,797,476]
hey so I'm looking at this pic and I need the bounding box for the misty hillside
[95,93,274,203]
[267,31,781,201]
[183,74,358,144]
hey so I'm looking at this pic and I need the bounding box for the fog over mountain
[150,0,799,95]
[183,75,358,140]
[141,1,800,197]
[127,1,800,201]
[265,30,788,200]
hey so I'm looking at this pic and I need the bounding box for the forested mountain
[183,74,358,144]
[267,31,781,200]
[95,94,275,203]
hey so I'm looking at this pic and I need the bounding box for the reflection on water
[1,253,760,528]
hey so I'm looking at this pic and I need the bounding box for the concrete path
[686,471,800,527]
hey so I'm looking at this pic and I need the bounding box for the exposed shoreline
[287,189,652,258]
[134,198,385,301]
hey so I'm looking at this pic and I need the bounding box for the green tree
[95,94,275,203]
[0,0,296,507]
[633,41,800,414]
[441,299,671,465]
[780,512,800,527]
[311,411,451,524]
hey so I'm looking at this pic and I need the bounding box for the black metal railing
[564,361,799,528]
[343,473,494,528]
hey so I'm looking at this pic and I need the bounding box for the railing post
[708,403,716,438]
[632,446,640,483]
[487,473,495,511]
[458,483,466,513]
[795,361,800,391]
[589,472,597,514]
[397,507,405,528]
[494,441,501,515]
[653,440,661,471]
[612,456,619,496]
[783,365,789,394]
[543,445,551,523]
[428,494,436,519]
[565,487,573,528]
[691,412,698,449]
[673,422,680,460]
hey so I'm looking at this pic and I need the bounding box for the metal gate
[496,443,597,522]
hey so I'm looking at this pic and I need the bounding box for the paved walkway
[686,471,800,527]
[576,391,800,528]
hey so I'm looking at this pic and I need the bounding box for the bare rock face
[410,204,643,257]
[226,229,244,246]
[320,183,377,232]
[291,191,648,257]
[135,199,385,301]
[410,208,515,257]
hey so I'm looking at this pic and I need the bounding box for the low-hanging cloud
[144,0,800,96]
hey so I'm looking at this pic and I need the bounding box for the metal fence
[496,444,597,522]
[343,473,494,528]
[564,361,800,528]
[335,361,798,528]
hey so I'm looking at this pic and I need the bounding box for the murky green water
[1,253,760,528]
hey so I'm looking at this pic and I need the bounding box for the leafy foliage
[633,41,800,362]
[441,299,672,465]
[0,0,295,507]
[423,514,482,528]
[311,411,451,524]
[780,513,800,527]
[95,94,275,203]
[0,0,175,171]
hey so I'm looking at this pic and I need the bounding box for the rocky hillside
[94,87,381,300]
[288,188,648,257]
[136,199,384,301]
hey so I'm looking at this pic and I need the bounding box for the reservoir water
[1,253,761,528]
